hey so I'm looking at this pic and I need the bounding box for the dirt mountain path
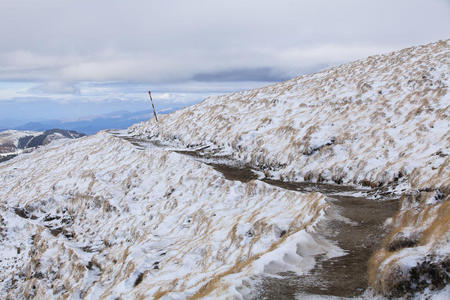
[108,131,400,298]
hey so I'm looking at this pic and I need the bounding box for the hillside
[131,40,449,192]
[0,40,448,299]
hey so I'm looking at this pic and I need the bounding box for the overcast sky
[0,0,449,122]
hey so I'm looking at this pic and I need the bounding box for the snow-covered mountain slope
[131,39,449,192]
[0,130,40,153]
[0,132,340,299]
[0,129,85,163]
[129,39,450,296]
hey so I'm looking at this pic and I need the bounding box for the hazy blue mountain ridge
[13,109,162,135]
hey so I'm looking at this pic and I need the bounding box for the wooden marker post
[148,90,158,122]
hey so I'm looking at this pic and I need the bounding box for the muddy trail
[108,131,400,299]
[255,190,399,299]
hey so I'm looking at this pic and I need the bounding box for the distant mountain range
[2,107,181,135]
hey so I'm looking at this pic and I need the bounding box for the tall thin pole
[148,90,158,122]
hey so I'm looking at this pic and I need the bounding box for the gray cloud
[0,0,448,88]
[192,67,291,82]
